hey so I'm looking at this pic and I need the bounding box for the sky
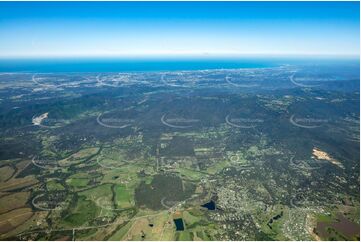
[0,1,359,58]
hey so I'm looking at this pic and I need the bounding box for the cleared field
[101,163,142,186]
[0,176,38,192]
[114,184,134,208]
[80,183,113,201]
[46,180,65,191]
[80,184,117,218]
[135,174,195,210]
[206,160,229,175]
[0,191,30,214]
[177,167,203,181]
[58,147,100,166]
[108,220,133,241]
[177,231,193,241]
[63,196,99,227]
[183,210,202,227]
[0,208,33,235]
[15,160,31,171]
[315,212,360,240]
[66,178,89,188]
[0,166,15,182]
[2,211,48,240]
[123,212,170,240]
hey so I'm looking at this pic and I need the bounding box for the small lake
[201,200,216,210]
[173,218,185,231]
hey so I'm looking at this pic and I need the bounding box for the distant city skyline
[0,1,359,58]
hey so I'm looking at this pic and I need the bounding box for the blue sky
[0,1,359,57]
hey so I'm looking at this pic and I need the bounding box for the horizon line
[0,53,359,60]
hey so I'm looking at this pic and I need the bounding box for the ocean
[0,57,358,73]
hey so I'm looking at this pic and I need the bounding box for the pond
[173,218,185,231]
[201,200,216,210]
